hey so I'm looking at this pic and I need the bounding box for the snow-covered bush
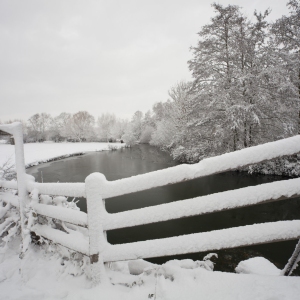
[28,193,90,277]
[150,119,176,151]
[122,130,138,146]
[0,158,16,181]
[0,161,20,251]
[108,144,118,151]
[0,196,20,250]
[139,126,155,144]
[247,155,300,177]
[0,164,88,278]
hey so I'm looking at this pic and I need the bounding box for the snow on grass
[0,241,300,300]
[0,142,125,169]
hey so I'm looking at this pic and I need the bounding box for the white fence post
[85,172,108,284]
[0,122,29,254]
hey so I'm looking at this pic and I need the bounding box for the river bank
[0,142,126,171]
[157,144,300,178]
[245,155,300,177]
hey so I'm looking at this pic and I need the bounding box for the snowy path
[0,142,125,168]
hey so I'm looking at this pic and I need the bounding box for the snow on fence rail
[1,122,300,283]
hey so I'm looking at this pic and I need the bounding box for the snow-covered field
[0,240,300,300]
[0,142,125,168]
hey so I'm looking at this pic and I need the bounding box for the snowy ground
[0,142,125,168]
[0,240,300,300]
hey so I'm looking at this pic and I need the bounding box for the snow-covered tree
[97,113,116,141]
[50,112,72,142]
[150,82,194,159]
[111,118,128,140]
[122,123,138,146]
[150,118,177,150]
[131,110,143,140]
[271,0,300,134]
[68,111,95,142]
[140,125,155,144]
[27,113,52,142]
[186,3,297,159]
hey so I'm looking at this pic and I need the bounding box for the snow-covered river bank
[0,142,126,168]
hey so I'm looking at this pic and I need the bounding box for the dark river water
[27,144,300,274]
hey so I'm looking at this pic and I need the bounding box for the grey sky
[0,0,290,122]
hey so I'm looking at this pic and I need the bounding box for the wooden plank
[99,136,300,199]
[104,178,300,230]
[0,192,19,207]
[31,203,88,228]
[0,129,12,136]
[102,220,300,262]
[0,181,18,190]
[32,224,89,256]
[26,182,86,198]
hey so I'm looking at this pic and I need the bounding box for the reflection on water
[28,144,300,273]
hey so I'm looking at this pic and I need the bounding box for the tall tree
[271,0,300,134]
[122,111,144,145]
[28,113,52,141]
[50,112,72,141]
[97,113,116,141]
[69,111,95,142]
[187,3,297,160]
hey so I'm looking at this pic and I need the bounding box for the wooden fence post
[85,172,108,284]
[0,122,29,254]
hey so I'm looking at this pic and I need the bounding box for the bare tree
[69,111,95,142]
[97,113,116,141]
[50,112,72,141]
[27,113,52,142]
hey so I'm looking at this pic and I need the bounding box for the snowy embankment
[0,241,300,300]
[0,142,125,168]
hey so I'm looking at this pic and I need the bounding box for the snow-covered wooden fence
[1,122,300,283]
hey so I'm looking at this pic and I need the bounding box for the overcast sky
[0,0,290,122]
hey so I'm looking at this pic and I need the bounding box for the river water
[27,144,300,273]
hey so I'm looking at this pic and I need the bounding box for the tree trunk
[233,128,238,151]
[298,66,300,135]
[244,121,247,148]
[249,124,252,147]
[298,110,300,135]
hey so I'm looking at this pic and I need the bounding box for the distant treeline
[0,110,156,145]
